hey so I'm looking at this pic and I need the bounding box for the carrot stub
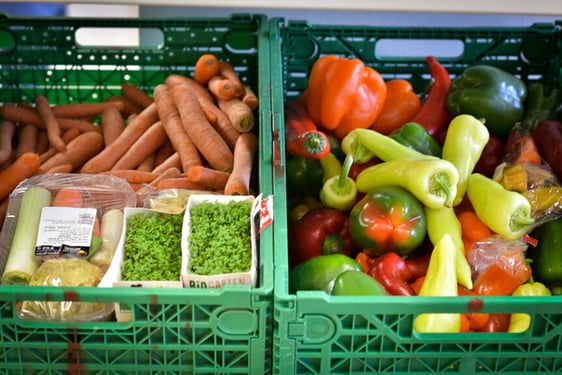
[0,152,41,201]
[218,61,244,97]
[218,97,255,133]
[193,53,221,85]
[224,132,258,195]
[208,76,236,101]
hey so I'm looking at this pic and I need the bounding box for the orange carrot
[121,82,153,109]
[0,120,15,164]
[80,102,159,174]
[100,107,125,147]
[107,95,143,118]
[208,76,236,101]
[45,163,74,174]
[1,104,97,133]
[152,152,182,174]
[224,132,257,195]
[35,130,49,154]
[39,131,104,174]
[14,124,38,158]
[35,95,65,152]
[102,169,160,184]
[1,104,44,128]
[52,187,84,207]
[153,84,203,173]
[0,152,41,201]
[155,176,206,191]
[39,127,81,164]
[153,140,175,167]
[170,84,233,172]
[242,85,259,111]
[112,121,168,171]
[211,108,240,149]
[218,61,244,97]
[136,154,156,172]
[193,53,220,85]
[217,97,255,133]
[57,118,101,134]
[51,101,124,119]
[147,166,182,188]
[164,74,219,124]
[187,165,231,190]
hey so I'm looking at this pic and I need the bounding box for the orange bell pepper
[371,79,421,134]
[304,55,387,139]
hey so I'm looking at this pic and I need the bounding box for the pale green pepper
[355,158,459,209]
[442,114,490,206]
[466,173,535,240]
[414,233,461,333]
[508,281,551,333]
[425,206,472,290]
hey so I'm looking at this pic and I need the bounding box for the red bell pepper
[288,207,358,268]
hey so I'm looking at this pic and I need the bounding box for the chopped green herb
[122,212,183,281]
[188,200,252,275]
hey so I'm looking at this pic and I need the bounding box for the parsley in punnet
[122,212,183,281]
[188,200,252,275]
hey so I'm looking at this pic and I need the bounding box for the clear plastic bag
[0,173,136,321]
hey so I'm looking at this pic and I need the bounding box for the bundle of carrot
[0,53,260,227]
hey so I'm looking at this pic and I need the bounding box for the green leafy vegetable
[188,200,252,275]
[122,212,183,281]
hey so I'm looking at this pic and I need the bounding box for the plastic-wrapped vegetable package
[0,173,136,321]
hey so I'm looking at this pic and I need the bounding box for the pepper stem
[430,173,452,207]
[337,153,354,190]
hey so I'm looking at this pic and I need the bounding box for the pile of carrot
[0,53,260,226]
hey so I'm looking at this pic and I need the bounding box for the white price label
[35,206,97,256]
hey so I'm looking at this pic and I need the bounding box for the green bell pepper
[289,253,363,294]
[348,185,427,257]
[530,216,562,295]
[389,122,442,157]
[286,155,324,196]
[447,65,527,138]
[331,270,388,296]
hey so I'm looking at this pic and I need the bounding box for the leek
[1,187,52,285]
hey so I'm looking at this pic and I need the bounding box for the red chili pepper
[367,252,423,296]
[284,99,331,159]
[411,56,452,136]
[288,207,357,268]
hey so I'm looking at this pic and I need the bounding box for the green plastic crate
[270,18,562,374]
[0,14,274,374]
